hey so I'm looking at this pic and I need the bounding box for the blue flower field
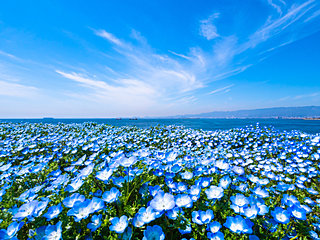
[0,123,319,240]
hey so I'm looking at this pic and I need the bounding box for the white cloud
[267,0,284,15]
[278,92,320,101]
[304,9,320,22]
[0,80,38,97]
[94,29,124,47]
[168,50,192,61]
[88,1,320,111]
[212,36,238,66]
[56,2,320,116]
[2,0,320,118]
[248,0,316,47]
[209,84,234,95]
[212,65,252,81]
[56,70,161,115]
[93,29,205,95]
[0,50,19,60]
[56,70,156,97]
[293,92,320,99]
[199,13,220,40]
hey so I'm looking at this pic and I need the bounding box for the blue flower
[136,206,157,225]
[281,194,299,207]
[192,210,203,225]
[252,187,269,198]
[219,176,231,189]
[122,227,133,240]
[307,188,318,195]
[257,202,269,216]
[188,185,201,196]
[149,185,162,197]
[166,207,184,220]
[34,198,50,218]
[170,163,182,173]
[96,168,114,182]
[207,221,221,233]
[87,214,102,232]
[42,221,62,240]
[28,226,46,240]
[176,182,188,192]
[207,231,224,240]
[0,221,24,239]
[289,205,307,220]
[63,193,85,208]
[243,204,259,219]
[193,209,214,225]
[118,156,137,168]
[224,215,253,234]
[12,200,39,221]
[150,190,175,212]
[180,171,193,180]
[230,194,249,207]
[67,199,93,222]
[112,176,125,188]
[88,197,104,213]
[262,218,278,233]
[175,194,193,208]
[310,230,320,240]
[230,204,243,214]
[205,186,224,200]
[93,190,103,197]
[109,215,128,234]
[249,235,260,240]
[200,177,212,188]
[65,177,84,192]
[232,166,245,175]
[78,163,94,179]
[43,203,63,221]
[139,183,149,197]
[132,215,144,228]
[102,187,121,203]
[271,207,291,224]
[142,225,165,240]
[178,220,192,235]
[236,183,248,193]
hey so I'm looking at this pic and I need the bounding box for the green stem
[284,221,293,237]
[93,178,103,191]
[125,167,130,204]
[289,234,299,240]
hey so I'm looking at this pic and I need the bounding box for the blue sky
[0,0,320,118]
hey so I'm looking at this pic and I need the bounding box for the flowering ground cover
[0,122,319,240]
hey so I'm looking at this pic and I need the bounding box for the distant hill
[174,106,320,119]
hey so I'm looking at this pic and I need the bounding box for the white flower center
[230,222,242,232]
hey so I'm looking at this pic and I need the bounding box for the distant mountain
[174,106,320,119]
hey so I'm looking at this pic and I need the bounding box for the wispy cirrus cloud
[304,9,320,22]
[56,69,161,114]
[1,1,320,118]
[0,80,38,97]
[199,13,220,40]
[94,29,124,47]
[0,50,19,60]
[209,84,234,95]
[60,28,206,104]
[293,92,320,99]
[278,92,320,101]
[168,50,192,61]
[56,70,156,97]
[0,62,39,98]
[267,0,285,15]
[248,0,317,48]
[57,0,320,115]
